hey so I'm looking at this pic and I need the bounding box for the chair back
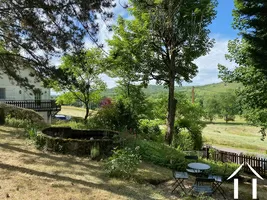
[185,155,198,161]
[196,177,215,184]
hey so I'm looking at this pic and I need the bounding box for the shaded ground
[0,126,266,200]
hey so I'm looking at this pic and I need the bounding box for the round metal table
[188,162,210,171]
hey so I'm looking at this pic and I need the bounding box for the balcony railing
[0,100,61,112]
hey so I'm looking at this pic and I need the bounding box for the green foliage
[5,116,30,129]
[25,125,38,140]
[172,130,194,151]
[49,48,106,121]
[56,92,76,105]
[217,92,239,122]
[0,1,113,87]
[218,39,267,138]
[90,143,100,160]
[175,94,206,150]
[89,99,139,132]
[105,147,141,178]
[147,93,168,120]
[203,97,219,122]
[52,120,88,130]
[107,0,217,144]
[218,1,267,138]
[115,81,153,119]
[138,119,163,142]
[128,139,187,170]
[233,0,267,73]
[201,159,240,178]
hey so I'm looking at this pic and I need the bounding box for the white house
[0,69,61,123]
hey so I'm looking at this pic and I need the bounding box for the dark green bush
[172,130,194,151]
[127,139,186,170]
[138,119,162,142]
[88,99,139,132]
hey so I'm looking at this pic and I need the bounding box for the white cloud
[184,36,236,86]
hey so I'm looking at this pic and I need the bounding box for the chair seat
[174,171,188,179]
[192,185,213,194]
[208,175,222,182]
[186,168,201,174]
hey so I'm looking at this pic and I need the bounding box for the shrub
[26,125,38,140]
[5,115,48,132]
[138,119,162,142]
[91,143,100,160]
[5,116,30,128]
[89,99,139,132]
[200,159,240,178]
[172,130,194,151]
[105,147,141,178]
[52,120,87,130]
[128,139,186,170]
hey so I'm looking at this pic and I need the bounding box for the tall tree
[49,48,106,121]
[0,0,115,88]
[233,0,267,74]
[107,0,217,144]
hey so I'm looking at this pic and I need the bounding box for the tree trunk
[165,76,177,145]
[84,104,90,122]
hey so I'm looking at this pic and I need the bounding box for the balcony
[0,100,61,112]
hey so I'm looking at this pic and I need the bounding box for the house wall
[0,69,50,100]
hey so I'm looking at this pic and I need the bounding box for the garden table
[187,162,210,174]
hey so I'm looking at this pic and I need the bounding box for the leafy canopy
[0,0,115,87]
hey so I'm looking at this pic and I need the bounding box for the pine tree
[233,0,267,73]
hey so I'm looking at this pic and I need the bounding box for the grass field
[57,106,97,119]
[202,117,267,155]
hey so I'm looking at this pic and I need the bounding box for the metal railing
[0,100,61,112]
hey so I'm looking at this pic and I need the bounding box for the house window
[34,89,42,106]
[0,88,6,99]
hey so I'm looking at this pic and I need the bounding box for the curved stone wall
[36,127,119,156]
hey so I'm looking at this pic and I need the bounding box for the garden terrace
[37,127,119,156]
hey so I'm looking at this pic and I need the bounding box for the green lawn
[57,106,97,119]
[202,119,267,155]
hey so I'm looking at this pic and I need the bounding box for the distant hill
[102,82,241,98]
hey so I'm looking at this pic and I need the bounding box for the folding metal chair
[208,164,228,199]
[191,177,215,196]
[171,171,189,194]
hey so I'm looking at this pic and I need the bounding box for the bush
[138,119,162,142]
[128,139,187,170]
[172,130,194,151]
[5,116,30,128]
[200,159,240,178]
[52,120,87,130]
[105,147,141,178]
[88,99,139,132]
[91,143,100,160]
[5,115,48,131]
